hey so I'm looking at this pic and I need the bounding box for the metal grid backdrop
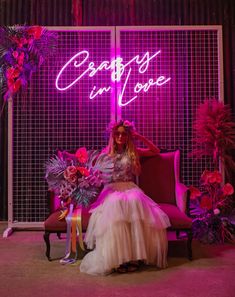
[8,26,223,228]
[117,26,223,187]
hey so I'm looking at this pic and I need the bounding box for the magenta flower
[189,186,201,200]
[75,147,88,163]
[64,166,77,180]
[77,166,90,177]
[222,183,234,196]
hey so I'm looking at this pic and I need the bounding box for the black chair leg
[176,230,180,238]
[56,232,62,239]
[187,230,193,261]
[43,231,51,261]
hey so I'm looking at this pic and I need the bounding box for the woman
[79,120,171,275]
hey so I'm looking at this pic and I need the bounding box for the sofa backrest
[139,151,178,205]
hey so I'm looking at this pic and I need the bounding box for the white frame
[4,25,223,237]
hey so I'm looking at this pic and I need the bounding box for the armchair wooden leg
[56,232,62,239]
[176,230,180,238]
[43,231,52,261]
[187,230,193,261]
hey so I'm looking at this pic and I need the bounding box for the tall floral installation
[0,25,57,105]
[189,99,235,243]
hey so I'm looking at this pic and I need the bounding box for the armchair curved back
[139,150,180,205]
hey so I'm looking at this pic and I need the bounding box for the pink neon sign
[55,50,171,106]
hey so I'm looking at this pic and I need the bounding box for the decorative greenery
[189,99,235,244]
[190,99,235,173]
[0,25,57,101]
[45,147,114,208]
[189,170,235,243]
[192,214,235,244]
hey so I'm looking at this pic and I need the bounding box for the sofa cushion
[139,152,177,204]
[158,203,192,229]
[44,208,92,232]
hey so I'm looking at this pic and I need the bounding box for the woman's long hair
[104,121,141,176]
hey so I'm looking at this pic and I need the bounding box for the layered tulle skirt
[79,182,171,275]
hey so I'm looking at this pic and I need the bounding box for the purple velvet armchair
[139,150,193,260]
[44,150,192,261]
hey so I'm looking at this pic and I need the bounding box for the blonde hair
[105,121,141,176]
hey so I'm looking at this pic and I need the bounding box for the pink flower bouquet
[45,147,113,207]
[189,170,235,243]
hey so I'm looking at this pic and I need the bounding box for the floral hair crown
[107,119,136,134]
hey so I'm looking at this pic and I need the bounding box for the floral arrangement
[45,147,114,210]
[0,25,57,101]
[107,119,136,134]
[190,99,235,174]
[189,170,235,243]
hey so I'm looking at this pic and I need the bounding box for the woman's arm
[132,131,160,157]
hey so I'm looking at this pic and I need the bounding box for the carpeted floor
[0,221,235,297]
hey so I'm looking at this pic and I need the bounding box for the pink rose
[27,38,34,46]
[222,183,234,196]
[12,51,18,59]
[213,208,220,215]
[6,67,20,79]
[200,170,210,183]
[123,120,135,132]
[64,166,77,180]
[8,78,22,93]
[27,26,43,39]
[17,52,25,66]
[21,38,27,45]
[123,120,132,127]
[67,175,78,184]
[189,186,201,200]
[201,170,222,184]
[6,67,14,79]
[200,195,213,210]
[77,166,90,177]
[208,171,222,184]
[75,147,88,163]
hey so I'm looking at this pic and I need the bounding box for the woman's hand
[131,130,144,140]
[132,131,160,156]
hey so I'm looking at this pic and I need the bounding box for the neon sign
[55,50,171,106]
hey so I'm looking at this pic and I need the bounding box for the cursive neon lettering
[89,85,111,99]
[119,71,171,107]
[118,68,137,107]
[56,50,171,106]
[56,50,90,91]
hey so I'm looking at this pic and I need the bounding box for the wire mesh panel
[117,27,222,187]
[12,28,114,223]
[10,26,223,226]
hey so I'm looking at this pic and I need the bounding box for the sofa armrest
[48,191,62,213]
[175,182,189,213]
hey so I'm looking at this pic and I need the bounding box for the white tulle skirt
[79,182,171,275]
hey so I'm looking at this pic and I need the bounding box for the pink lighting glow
[55,50,171,106]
